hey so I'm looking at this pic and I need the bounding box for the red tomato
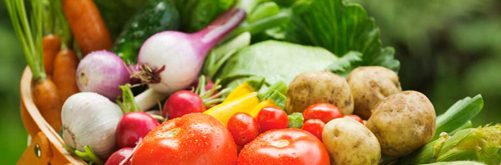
[302,119,325,141]
[238,128,330,165]
[303,103,342,123]
[132,113,237,165]
[104,147,133,165]
[163,90,205,119]
[257,106,289,132]
[343,114,364,124]
[227,112,260,146]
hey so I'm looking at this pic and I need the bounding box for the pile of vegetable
[6,0,500,164]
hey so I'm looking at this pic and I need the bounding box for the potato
[322,118,381,165]
[347,66,402,119]
[366,91,436,157]
[286,71,354,115]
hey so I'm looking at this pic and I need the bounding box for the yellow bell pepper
[224,82,256,103]
[204,92,260,125]
[248,100,276,118]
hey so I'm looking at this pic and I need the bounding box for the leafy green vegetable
[288,112,304,128]
[214,40,338,89]
[286,0,400,72]
[329,51,362,76]
[421,161,486,165]
[174,0,235,32]
[203,32,251,79]
[434,95,483,141]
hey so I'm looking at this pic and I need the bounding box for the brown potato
[366,91,436,157]
[347,66,402,119]
[286,71,354,115]
[322,118,381,165]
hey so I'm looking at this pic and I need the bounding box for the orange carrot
[42,35,61,77]
[62,0,112,55]
[53,49,80,103]
[32,78,63,130]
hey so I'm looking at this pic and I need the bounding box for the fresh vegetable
[257,106,289,132]
[323,118,381,165]
[174,0,235,32]
[6,0,63,130]
[433,95,484,141]
[64,145,103,165]
[303,103,343,124]
[400,124,501,164]
[42,35,61,77]
[204,92,260,125]
[347,66,402,119]
[238,128,330,165]
[286,71,354,115]
[343,115,364,124]
[136,8,246,95]
[76,51,131,100]
[116,112,159,148]
[227,112,261,146]
[224,78,264,103]
[162,90,205,119]
[202,32,251,79]
[113,0,180,63]
[285,0,400,72]
[53,49,80,103]
[104,147,133,165]
[132,113,237,165]
[94,0,149,38]
[366,91,436,157]
[61,92,123,159]
[287,112,304,128]
[62,0,112,55]
[302,119,325,141]
[212,41,338,89]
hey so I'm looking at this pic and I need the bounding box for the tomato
[257,106,289,132]
[238,128,330,165]
[303,103,342,123]
[302,119,325,141]
[343,114,364,124]
[132,113,237,165]
[105,147,133,165]
[227,112,260,146]
[163,90,205,119]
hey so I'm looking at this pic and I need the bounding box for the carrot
[62,0,112,55]
[53,49,80,103]
[32,79,63,130]
[7,0,63,130]
[42,34,61,77]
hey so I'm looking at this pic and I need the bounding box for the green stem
[118,84,141,113]
[224,10,291,42]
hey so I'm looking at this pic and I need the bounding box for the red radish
[343,115,364,124]
[104,147,133,165]
[77,51,131,100]
[116,112,159,148]
[302,119,325,141]
[163,90,205,119]
[133,9,246,111]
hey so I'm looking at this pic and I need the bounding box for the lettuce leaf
[286,0,400,72]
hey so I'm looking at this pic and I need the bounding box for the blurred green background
[1,0,500,164]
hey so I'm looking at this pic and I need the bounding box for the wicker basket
[18,67,86,165]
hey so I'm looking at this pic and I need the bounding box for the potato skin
[322,118,381,165]
[286,71,354,115]
[366,91,436,157]
[347,66,402,119]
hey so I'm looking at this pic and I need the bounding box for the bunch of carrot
[7,0,112,130]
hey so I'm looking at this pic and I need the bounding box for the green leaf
[215,40,338,88]
[286,0,400,72]
[329,51,363,76]
[420,161,486,165]
[434,95,484,141]
[174,0,235,32]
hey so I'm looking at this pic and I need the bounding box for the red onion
[77,51,131,100]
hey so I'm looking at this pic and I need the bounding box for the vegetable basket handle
[18,67,86,165]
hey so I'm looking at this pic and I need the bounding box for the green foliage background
[0,0,500,163]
